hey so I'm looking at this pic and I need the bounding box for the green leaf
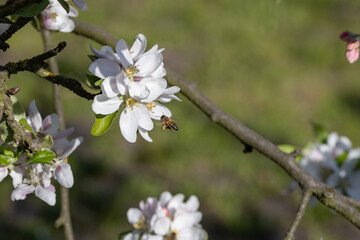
[94,78,104,86]
[278,144,297,154]
[10,96,26,122]
[0,149,17,165]
[0,120,13,143]
[58,0,70,13]
[88,55,98,62]
[16,0,50,17]
[118,230,132,240]
[91,111,118,136]
[19,118,34,133]
[67,72,102,90]
[41,135,54,149]
[311,122,329,143]
[27,149,55,164]
[336,151,348,166]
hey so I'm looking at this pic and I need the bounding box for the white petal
[136,53,163,77]
[127,208,143,225]
[42,114,60,135]
[35,184,56,206]
[172,212,202,230]
[92,94,122,115]
[128,82,150,100]
[327,132,339,148]
[139,127,153,142]
[72,0,87,11]
[177,227,205,240]
[54,162,74,188]
[119,109,138,143]
[116,71,128,95]
[158,86,181,103]
[123,232,141,240]
[153,217,171,235]
[346,171,360,200]
[11,184,35,201]
[168,193,185,210]
[0,23,10,35]
[9,169,23,188]
[141,234,163,240]
[58,137,83,159]
[159,191,172,206]
[140,78,167,102]
[58,18,75,33]
[68,6,79,17]
[115,39,133,67]
[130,34,147,58]
[89,58,120,79]
[90,43,106,58]
[101,76,120,98]
[0,167,8,182]
[185,195,200,212]
[150,104,171,120]
[133,105,153,131]
[28,100,42,132]
[151,63,166,78]
[52,127,75,141]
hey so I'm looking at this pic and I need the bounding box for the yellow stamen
[124,65,140,81]
[145,102,157,112]
[133,216,146,229]
[126,98,140,111]
[50,12,58,19]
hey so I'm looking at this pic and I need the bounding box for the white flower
[27,100,75,141]
[124,192,206,240]
[89,34,165,98]
[11,164,56,206]
[41,0,78,33]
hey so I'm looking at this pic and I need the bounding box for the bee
[160,115,178,131]
[6,86,20,96]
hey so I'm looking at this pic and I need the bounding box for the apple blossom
[123,192,207,240]
[41,0,79,33]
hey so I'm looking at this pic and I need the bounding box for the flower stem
[40,26,75,240]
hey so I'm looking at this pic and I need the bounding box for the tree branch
[0,0,41,18]
[284,189,312,240]
[72,20,360,229]
[40,27,75,240]
[0,16,33,51]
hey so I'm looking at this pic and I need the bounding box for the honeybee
[160,115,178,131]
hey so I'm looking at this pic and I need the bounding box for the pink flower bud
[346,48,359,63]
[340,31,353,41]
[347,40,360,50]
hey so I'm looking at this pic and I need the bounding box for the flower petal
[128,82,150,100]
[0,167,8,182]
[140,78,167,102]
[35,184,56,206]
[136,53,163,77]
[133,104,153,131]
[101,76,120,98]
[52,127,75,141]
[54,162,74,188]
[119,108,138,143]
[58,137,83,159]
[150,104,171,120]
[72,0,87,11]
[89,58,120,79]
[127,208,143,225]
[139,127,153,142]
[42,114,60,135]
[153,217,171,235]
[9,168,23,188]
[11,184,35,201]
[130,34,147,59]
[28,100,42,132]
[116,39,133,67]
[92,94,122,115]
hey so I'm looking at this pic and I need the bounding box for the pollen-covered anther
[133,216,146,229]
[165,230,178,240]
[50,12,58,19]
[145,102,157,111]
[126,98,139,111]
[124,65,140,81]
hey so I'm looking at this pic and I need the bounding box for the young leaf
[41,135,54,149]
[91,111,118,136]
[27,150,55,164]
[0,120,13,143]
[278,144,297,154]
[118,230,132,240]
[67,72,101,90]
[19,119,34,133]
[311,122,329,143]
[336,151,348,166]
[0,149,17,165]
[16,0,50,17]
[10,96,26,122]
[88,55,98,62]
[58,0,70,13]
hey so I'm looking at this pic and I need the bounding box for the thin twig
[284,189,312,240]
[0,16,33,51]
[0,0,41,18]
[71,19,360,229]
[40,27,75,240]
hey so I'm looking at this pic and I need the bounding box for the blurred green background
[1,0,360,239]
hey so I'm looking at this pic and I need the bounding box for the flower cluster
[89,34,181,143]
[340,31,360,64]
[0,100,82,206]
[41,0,87,33]
[123,192,206,240]
[299,132,360,199]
